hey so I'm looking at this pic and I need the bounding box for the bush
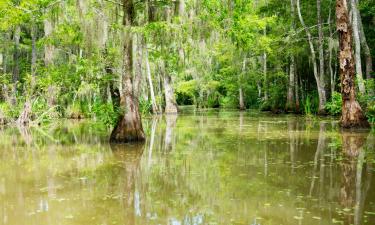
[92,100,120,127]
[0,101,22,119]
[325,92,342,116]
[66,102,86,119]
[366,101,375,124]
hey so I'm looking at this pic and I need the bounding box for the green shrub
[92,100,120,127]
[139,98,152,115]
[304,95,312,116]
[31,97,60,124]
[367,102,375,124]
[66,102,85,119]
[0,101,21,119]
[325,92,342,116]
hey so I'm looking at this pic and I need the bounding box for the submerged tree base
[110,116,145,143]
[340,101,370,129]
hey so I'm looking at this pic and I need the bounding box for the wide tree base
[340,100,370,129]
[165,104,178,114]
[110,117,145,143]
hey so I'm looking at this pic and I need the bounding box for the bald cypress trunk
[350,0,365,95]
[297,0,327,114]
[12,26,20,106]
[355,0,373,80]
[336,0,369,128]
[44,17,54,66]
[110,0,145,142]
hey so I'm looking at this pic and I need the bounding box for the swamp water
[0,110,374,225]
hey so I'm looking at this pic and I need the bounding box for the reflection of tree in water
[164,114,177,152]
[340,131,371,225]
[111,143,144,225]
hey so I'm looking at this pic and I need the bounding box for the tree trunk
[239,87,245,111]
[144,42,159,114]
[163,67,178,114]
[328,0,337,97]
[110,0,146,142]
[239,57,246,111]
[336,0,369,128]
[263,43,268,101]
[295,71,300,113]
[356,0,373,80]
[287,0,297,112]
[317,0,327,102]
[297,0,327,114]
[31,21,37,87]
[287,58,296,111]
[12,26,21,106]
[350,0,366,95]
[133,33,143,99]
[44,17,54,66]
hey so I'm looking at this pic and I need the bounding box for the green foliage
[92,99,120,127]
[139,98,152,115]
[0,102,21,119]
[304,95,312,116]
[366,101,375,124]
[325,92,342,116]
[31,97,59,124]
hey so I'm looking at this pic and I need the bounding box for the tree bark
[297,0,327,114]
[263,39,268,101]
[31,20,37,86]
[317,0,327,102]
[12,26,21,106]
[336,0,369,128]
[287,57,296,111]
[239,87,245,111]
[287,0,297,112]
[350,0,366,95]
[239,57,246,111]
[133,33,143,99]
[110,0,146,142]
[144,44,159,114]
[163,65,178,114]
[356,0,373,80]
[44,16,54,66]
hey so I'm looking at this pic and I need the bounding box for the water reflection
[111,143,144,225]
[340,131,370,225]
[0,113,374,225]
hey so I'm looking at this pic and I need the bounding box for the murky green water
[0,110,374,225]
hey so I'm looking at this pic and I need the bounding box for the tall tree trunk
[317,0,327,102]
[356,0,373,80]
[350,0,366,95]
[336,0,369,128]
[12,26,21,106]
[295,70,300,113]
[297,0,327,114]
[144,41,159,114]
[133,34,143,99]
[263,34,268,101]
[44,16,54,66]
[287,58,296,111]
[31,21,37,87]
[328,3,336,96]
[287,0,296,112]
[110,0,146,142]
[239,87,245,111]
[239,57,246,111]
[162,62,178,114]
